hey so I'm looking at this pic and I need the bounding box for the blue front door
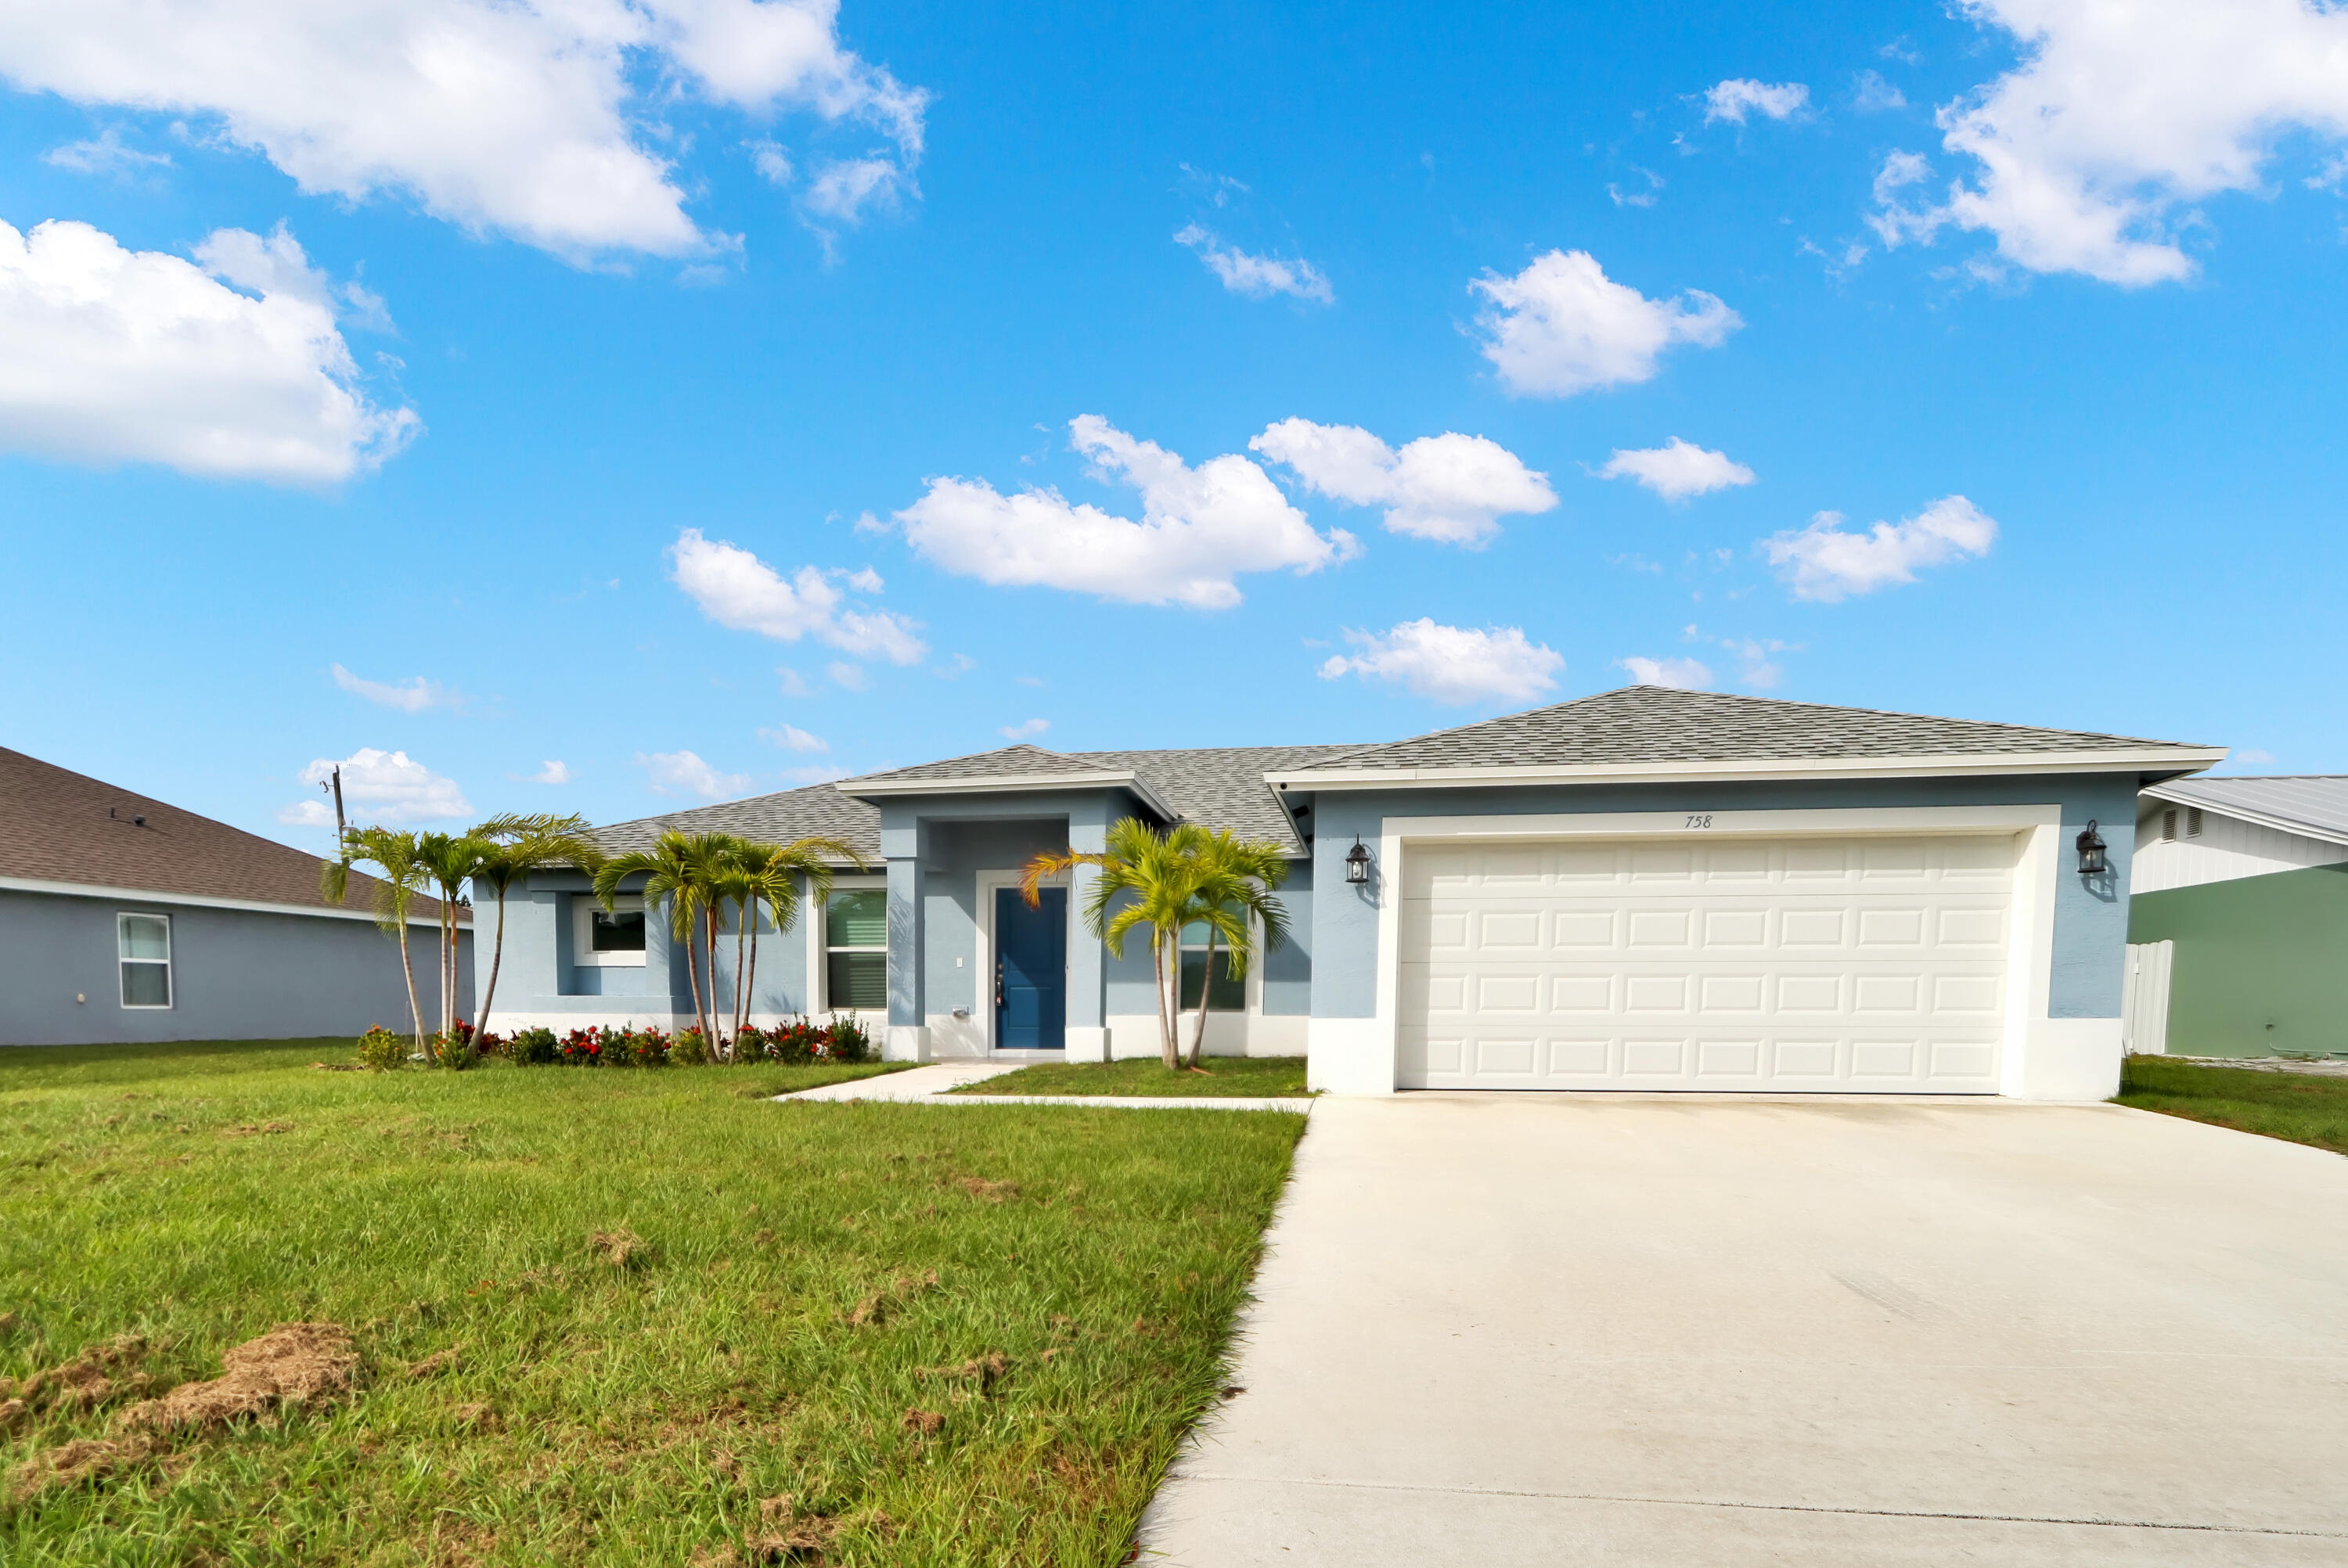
[994,886,1067,1051]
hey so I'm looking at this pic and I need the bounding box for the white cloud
[669,529,927,664]
[761,724,828,753]
[999,717,1049,740]
[804,156,910,228]
[636,749,749,801]
[1874,0,2348,285]
[44,126,171,175]
[1704,79,1810,125]
[1469,250,1741,398]
[747,138,794,186]
[527,760,572,784]
[331,662,465,713]
[1763,495,1998,602]
[288,747,471,825]
[1619,655,1713,690]
[1172,225,1333,304]
[1597,438,1756,502]
[0,219,416,484]
[1607,168,1665,208]
[893,415,1358,610]
[0,0,928,261]
[1249,419,1556,547]
[1852,70,1907,113]
[826,660,868,691]
[1319,618,1564,706]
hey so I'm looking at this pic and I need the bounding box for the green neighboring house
[2127,777,2348,1059]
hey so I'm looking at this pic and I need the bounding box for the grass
[2115,1053,2348,1158]
[0,1036,1306,1565]
[953,1056,1309,1099]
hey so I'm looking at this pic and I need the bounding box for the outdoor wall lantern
[2075,819,2109,877]
[1344,836,1372,885]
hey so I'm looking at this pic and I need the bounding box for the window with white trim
[1178,920,1248,1012]
[574,894,647,966]
[118,913,172,1009]
[823,888,887,1011]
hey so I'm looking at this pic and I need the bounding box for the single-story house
[0,745,470,1048]
[488,685,2220,1099]
[2125,775,2348,1059]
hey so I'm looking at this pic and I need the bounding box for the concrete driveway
[1141,1095,2348,1566]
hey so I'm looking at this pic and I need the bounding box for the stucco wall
[2128,862,2348,1057]
[0,887,473,1047]
[1303,771,2144,1020]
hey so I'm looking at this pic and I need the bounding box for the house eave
[1264,747,2231,793]
[2139,782,2348,850]
[836,770,1181,823]
[0,873,460,928]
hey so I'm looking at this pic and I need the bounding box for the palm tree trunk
[478,889,507,1036]
[396,918,424,1052]
[680,911,706,1051]
[1186,927,1216,1069]
[733,901,748,1041]
[703,907,722,1060]
[1155,928,1179,1070]
[744,901,762,1039]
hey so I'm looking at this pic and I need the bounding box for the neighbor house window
[574,894,647,967]
[118,913,171,1009]
[1178,922,1248,1012]
[824,889,887,1011]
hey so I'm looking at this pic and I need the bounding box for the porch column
[883,812,931,1062]
[1064,797,1111,1062]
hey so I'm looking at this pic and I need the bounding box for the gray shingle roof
[842,744,1089,785]
[1069,744,1365,853]
[2145,776,2348,847]
[1302,686,2212,771]
[591,782,880,861]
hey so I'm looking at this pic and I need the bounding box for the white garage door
[1398,834,2017,1092]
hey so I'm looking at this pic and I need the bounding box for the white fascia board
[837,771,1179,822]
[0,874,456,929]
[2138,783,2348,849]
[1264,747,2229,792]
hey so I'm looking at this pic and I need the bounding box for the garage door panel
[1398,832,2014,1092]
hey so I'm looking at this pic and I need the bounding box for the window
[824,888,887,1011]
[1178,921,1248,1012]
[574,895,647,967]
[118,913,171,1009]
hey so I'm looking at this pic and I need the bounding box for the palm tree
[1174,829,1292,1069]
[594,830,733,1061]
[1024,818,1212,1070]
[733,837,865,1038]
[472,812,602,1037]
[416,830,492,1036]
[323,826,430,1052]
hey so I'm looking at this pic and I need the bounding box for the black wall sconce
[2075,819,2109,876]
[1344,836,1372,885]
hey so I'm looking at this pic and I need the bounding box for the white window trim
[974,868,1068,1054]
[809,876,888,1017]
[574,894,647,967]
[117,911,173,1010]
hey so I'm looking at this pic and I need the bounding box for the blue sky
[2,0,2344,844]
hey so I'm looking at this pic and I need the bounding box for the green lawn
[2116,1054,2348,1158]
[0,1037,1305,1565]
[954,1056,1309,1099]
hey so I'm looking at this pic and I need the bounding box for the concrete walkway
[1141,1094,2348,1566]
[780,1062,1314,1112]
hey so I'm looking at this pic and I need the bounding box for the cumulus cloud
[526,760,572,784]
[1619,655,1713,690]
[286,747,471,825]
[804,156,910,228]
[636,749,750,801]
[893,415,1357,610]
[1851,70,1907,113]
[331,663,466,713]
[1704,79,1810,125]
[0,0,928,261]
[1249,419,1556,547]
[1172,225,1333,304]
[1319,618,1564,706]
[669,529,926,664]
[44,126,171,175]
[1763,495,1998,602]
[999,717,1049,740]
[0,218,416,484]
[1597,438,1756,502]
[1469,250,1741,398]
[1873,0,2348,285]
[760,724,828,753]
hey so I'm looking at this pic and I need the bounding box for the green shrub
[510,1026,558,1066]
[427,1023,480,1071]
[356,1026,405,1072]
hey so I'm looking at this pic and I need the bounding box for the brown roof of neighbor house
[0,746,462,922]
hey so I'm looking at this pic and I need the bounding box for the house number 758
[1684,814,1713,829]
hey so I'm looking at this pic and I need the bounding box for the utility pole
[325,766,348,860]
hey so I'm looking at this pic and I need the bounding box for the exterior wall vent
[2186,807,2204,838]
[2161,808,2177,841]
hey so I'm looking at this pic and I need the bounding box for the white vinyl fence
[2122,940,2173,1056]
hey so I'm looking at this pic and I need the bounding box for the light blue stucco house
[484,687,2223,1099]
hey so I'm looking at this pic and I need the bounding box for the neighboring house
[2126,776,2348,1059]
[489,686,2220,1100]
[0,746,470,1048]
